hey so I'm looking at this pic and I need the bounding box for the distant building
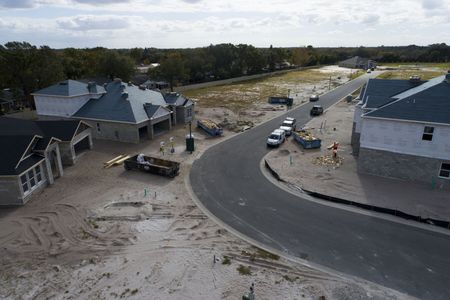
[163,92,195,125]
[352,73,450,187]
[0,88,24,114]
[0,117,92,205]
[32,79,188,143]
[339,56,377,70]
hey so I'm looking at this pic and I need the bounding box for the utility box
[186,135,195,152]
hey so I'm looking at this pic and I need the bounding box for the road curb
[261,155,450,236]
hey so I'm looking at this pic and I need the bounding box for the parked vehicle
[280,118,296,136]
[197,119,223,136]
[124,154,180,178]
[309,94,319,102]
[310,105,324,116]
[266,129,286,147]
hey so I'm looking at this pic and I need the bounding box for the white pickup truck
[279,117,297,136]
[266,129,286,147]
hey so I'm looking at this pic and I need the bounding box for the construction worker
[331,141,339,158]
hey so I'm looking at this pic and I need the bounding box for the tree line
[1,41,449,100]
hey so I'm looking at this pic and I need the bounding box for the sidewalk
[265,99,450,222]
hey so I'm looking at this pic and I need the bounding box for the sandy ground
[264,98,450,221]
[0,66,413,299]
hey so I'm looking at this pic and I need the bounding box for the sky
[0,0,449,49]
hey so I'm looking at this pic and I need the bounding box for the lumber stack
[104,154,130,168]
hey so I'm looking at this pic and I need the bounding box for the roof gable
[0,135,44,175]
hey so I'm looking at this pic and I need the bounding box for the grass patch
[222,256,231,265]
[237,265,252,276]
[377,70,444,80]
[380,62,450,70]
[88,219,99,229]
[283,275,295,282]
[255,248,280,260]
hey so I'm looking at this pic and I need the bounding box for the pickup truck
[279,117,297,136]
[266,129,286,147]
[279,120,296,136]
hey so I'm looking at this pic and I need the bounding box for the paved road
[190,73,450,300]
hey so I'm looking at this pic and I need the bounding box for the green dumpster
[186,135,195,152]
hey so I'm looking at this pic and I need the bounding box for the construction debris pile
[295,130,320,141]
[199,119,221,129]
[312,155,344,167]
[219,118,254,132]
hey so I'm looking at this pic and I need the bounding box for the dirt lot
[0,66,412,299]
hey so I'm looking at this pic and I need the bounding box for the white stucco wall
[360,117,450,160]
[353,104,363,133]
[34,94,102,117]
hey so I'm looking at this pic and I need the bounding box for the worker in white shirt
[137,153,151,166]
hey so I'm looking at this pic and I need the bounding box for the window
[28,169,35,188]
[35,166,42,182]
[439,163,450,179]
[422,126,434,141]
[20,174,29,193]
[187,108,192,118]
[114,131,119,139]
[96,123,101,133]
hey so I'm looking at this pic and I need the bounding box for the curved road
[190,74,450,300]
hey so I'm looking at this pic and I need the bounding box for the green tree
[159,52,188,91]
[97,50,135,81]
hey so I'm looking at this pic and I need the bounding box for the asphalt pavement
[190,73,450,300]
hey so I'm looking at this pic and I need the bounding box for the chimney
[87,81,96,92]
[121,91,129,99]
[114,78,122,83]
[445,71,450,83]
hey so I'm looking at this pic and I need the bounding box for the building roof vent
[139,85,146,90]
[445,73,450,83]
[409,75,421,83]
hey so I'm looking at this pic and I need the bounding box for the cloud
[0,0,36,8]
[57,15,129,31]
[180,0,202,3]
[73,0,130,4]
[360,14,380,25]
[422,0,443,10]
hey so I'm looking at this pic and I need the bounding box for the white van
[266,129,286,147]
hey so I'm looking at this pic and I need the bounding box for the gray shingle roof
[0,135,44,176]
[33,80,105,96]
[364,78,450,124]
[0,117,82,141]
[164,92,189,106]
[362,79,424,109]
[73,81,167,123]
